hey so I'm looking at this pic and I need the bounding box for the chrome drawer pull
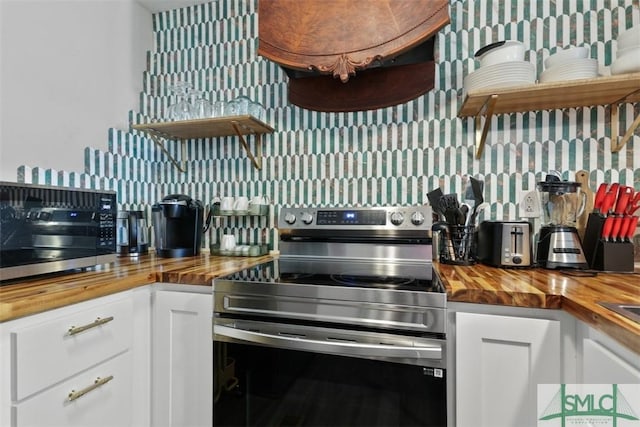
[67,316,114,336]
[67,375,114,402]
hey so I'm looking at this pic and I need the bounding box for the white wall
[0,0,153,182]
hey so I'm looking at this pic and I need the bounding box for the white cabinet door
[152,289,212,427]
[456,312,561,427]
[578,322,640,384]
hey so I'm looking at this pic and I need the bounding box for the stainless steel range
[213,206,447,427]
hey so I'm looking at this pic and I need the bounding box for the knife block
[583,213,634,272]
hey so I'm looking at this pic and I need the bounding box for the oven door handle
[214,324,442,360]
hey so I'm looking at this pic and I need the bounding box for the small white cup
[220,196,234,213]
[233,196,249,213]
[249,195,269,215]
[250,195,268,205]
[220,234,236,252]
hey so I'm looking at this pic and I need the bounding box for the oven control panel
[278,206,432,230]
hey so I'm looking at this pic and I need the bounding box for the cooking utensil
[460,203,471,226]
[427,188,445,219]
[439,194,461,226]
[468,177,484,225]
[432,221,456,261]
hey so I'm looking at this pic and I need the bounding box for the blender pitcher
[537,176,586,227]
[535,174,589,269]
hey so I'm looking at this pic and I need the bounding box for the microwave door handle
[214,324,442,360]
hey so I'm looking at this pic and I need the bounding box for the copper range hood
[258,0,450,112]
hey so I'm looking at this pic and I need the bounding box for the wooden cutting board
[575,170,593,240]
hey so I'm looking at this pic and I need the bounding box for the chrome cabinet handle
[214,324,442,360]
[67,375,114,402]
[67,316,114,336]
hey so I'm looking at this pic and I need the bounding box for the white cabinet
[13,351,133,427]
[454,310,562,427]
[577,321,640,384]
[0,287,151,427]
[152,285,212,427]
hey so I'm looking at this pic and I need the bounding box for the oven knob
[284,213,296,224]
[411,211,425,226]
[390,212,404,226]
[301,212,314,225]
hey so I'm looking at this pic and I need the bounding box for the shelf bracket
[145,132,186,173]
[231,121,262,169]
[474,94,499,159]
[610,94,640,153]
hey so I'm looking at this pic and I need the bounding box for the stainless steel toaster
[477,221,533,268]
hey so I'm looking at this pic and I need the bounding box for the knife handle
[610,216,623,241]
[601,191,617,215]
[601,216,614,241]
[594,183,608,211]
[618,216,632,242]
[625,216,639,241]
[614,186,632,215]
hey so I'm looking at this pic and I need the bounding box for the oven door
[214,318,446,427]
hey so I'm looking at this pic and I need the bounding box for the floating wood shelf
[132,115,275,171]
[458,72,640,158]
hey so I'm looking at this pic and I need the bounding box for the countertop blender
[535,175,589,269]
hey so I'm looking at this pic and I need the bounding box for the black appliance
[116,210,149,256]
[0,182,116,281]
[477,220,533,267]
[152,194,204,258]
[213,206,447,427]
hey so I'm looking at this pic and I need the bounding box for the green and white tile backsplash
[18,0,640,251]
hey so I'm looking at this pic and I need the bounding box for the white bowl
[616,25,640,51]
[617,45,640,59]
[544,46,590,69]
[475,41,526,68]
[611,52,640,75]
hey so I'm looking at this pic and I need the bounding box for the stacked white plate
[464,61,536,93]
[611,26,640,75]
[539,46,598,83]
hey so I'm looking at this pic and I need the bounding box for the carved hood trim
[258,0,450,111]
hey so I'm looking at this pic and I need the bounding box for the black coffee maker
[152,194,204,258]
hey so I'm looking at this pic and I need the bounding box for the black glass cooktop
[216,258,443,293]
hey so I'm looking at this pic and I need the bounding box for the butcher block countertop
[435,262,640,354]
[1,255,638,353]
[0,254,273,323]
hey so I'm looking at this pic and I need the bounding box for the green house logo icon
[539,384,639,426]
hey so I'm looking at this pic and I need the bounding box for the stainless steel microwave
[0,182,117,281]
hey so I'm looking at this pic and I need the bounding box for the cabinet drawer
[13,297,133,400]
[13,351,132,427]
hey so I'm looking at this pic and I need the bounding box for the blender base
[536,225,589,269]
